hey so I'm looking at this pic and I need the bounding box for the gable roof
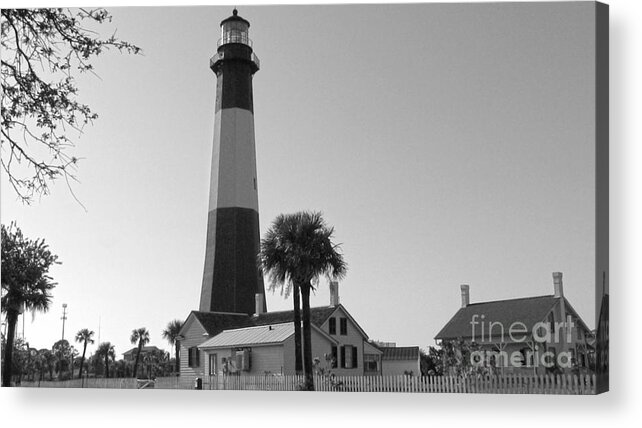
[363,341,384,355]
[122,346,160,357]
[183,305,340,337]
[380,346,420,361]
[191,311,250,336]
[253,306,338,329]
[199,323,294,349]
[327,305,370,340]
[434,295,559,340]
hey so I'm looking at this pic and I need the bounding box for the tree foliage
[259,211,347,390]
[74,328,94,378]
[95,341,115,378]
[1,8,141,203]
[420,346,444,376]
[52,338,72,377]
[161,319,182,374]
[130,327,149,379]
[440,338,492,377]
[1,222,59,386]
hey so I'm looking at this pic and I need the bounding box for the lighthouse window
[221,21,250,46]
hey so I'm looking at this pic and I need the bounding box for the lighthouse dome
[220,8,250,28]
[219,9,252,47]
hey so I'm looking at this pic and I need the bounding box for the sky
[1,2,598,359]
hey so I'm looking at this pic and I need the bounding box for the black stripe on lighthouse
[214,44,255,113]
[201,208,263,315]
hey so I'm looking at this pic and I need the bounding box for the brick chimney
[553,272,564,297]
[255,293,264,316]
[330,281,340,307]
[552,272,568,351]
[460,284,470,308]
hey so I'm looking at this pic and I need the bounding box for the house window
[340,318,347,335]
[331,346,338,368]
[548,312,555,336]
[339,345,357,369]
[364,354,379,373]
[188,346,200,368]
[344,345,353,369]
[329,318,336,335]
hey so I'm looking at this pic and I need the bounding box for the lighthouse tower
[199,9,266,315]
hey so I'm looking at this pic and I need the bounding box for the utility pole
[61,303,68,341]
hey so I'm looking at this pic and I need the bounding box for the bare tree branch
[1,8,141,204]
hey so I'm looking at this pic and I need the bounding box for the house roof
[199,323,294,349]
[187,305,339,337]
[363,341,384,355]
[191,311,250,336]
[122,345,160,356]
[380,346,420,361]
[434,296,559,340]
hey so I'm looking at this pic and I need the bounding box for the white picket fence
[19,373,596,394]
[19,377,191,390]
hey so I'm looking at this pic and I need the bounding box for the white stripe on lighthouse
[208,107,259,211]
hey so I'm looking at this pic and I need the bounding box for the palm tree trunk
[293,283,303,374]
[2,310,19,387]
[300,285,315,391]
[175,342,180,374]
[133,341,143,378]
[78,342,87,379]
[105,354,110,378]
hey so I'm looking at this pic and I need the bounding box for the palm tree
[259,211,347,390]
[1,223,59,387]
[52,339,72,379]
[130,327,150,378]
[258,214,305,374]
[161,319,182,374]
[39,349,56,380]
[74,328,94,379]
[95,342,115,378]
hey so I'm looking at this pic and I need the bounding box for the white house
[177,283,389,385]
[434,272,594,375]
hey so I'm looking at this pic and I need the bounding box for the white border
[1,1,640,426]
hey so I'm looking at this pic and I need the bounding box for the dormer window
[329,318,336,335]
[340,317,347,335]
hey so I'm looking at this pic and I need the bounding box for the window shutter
[340,346,346,368]
[352,345,358,369]
[331,346,338,368]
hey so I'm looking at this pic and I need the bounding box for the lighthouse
[199,9,266,315]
